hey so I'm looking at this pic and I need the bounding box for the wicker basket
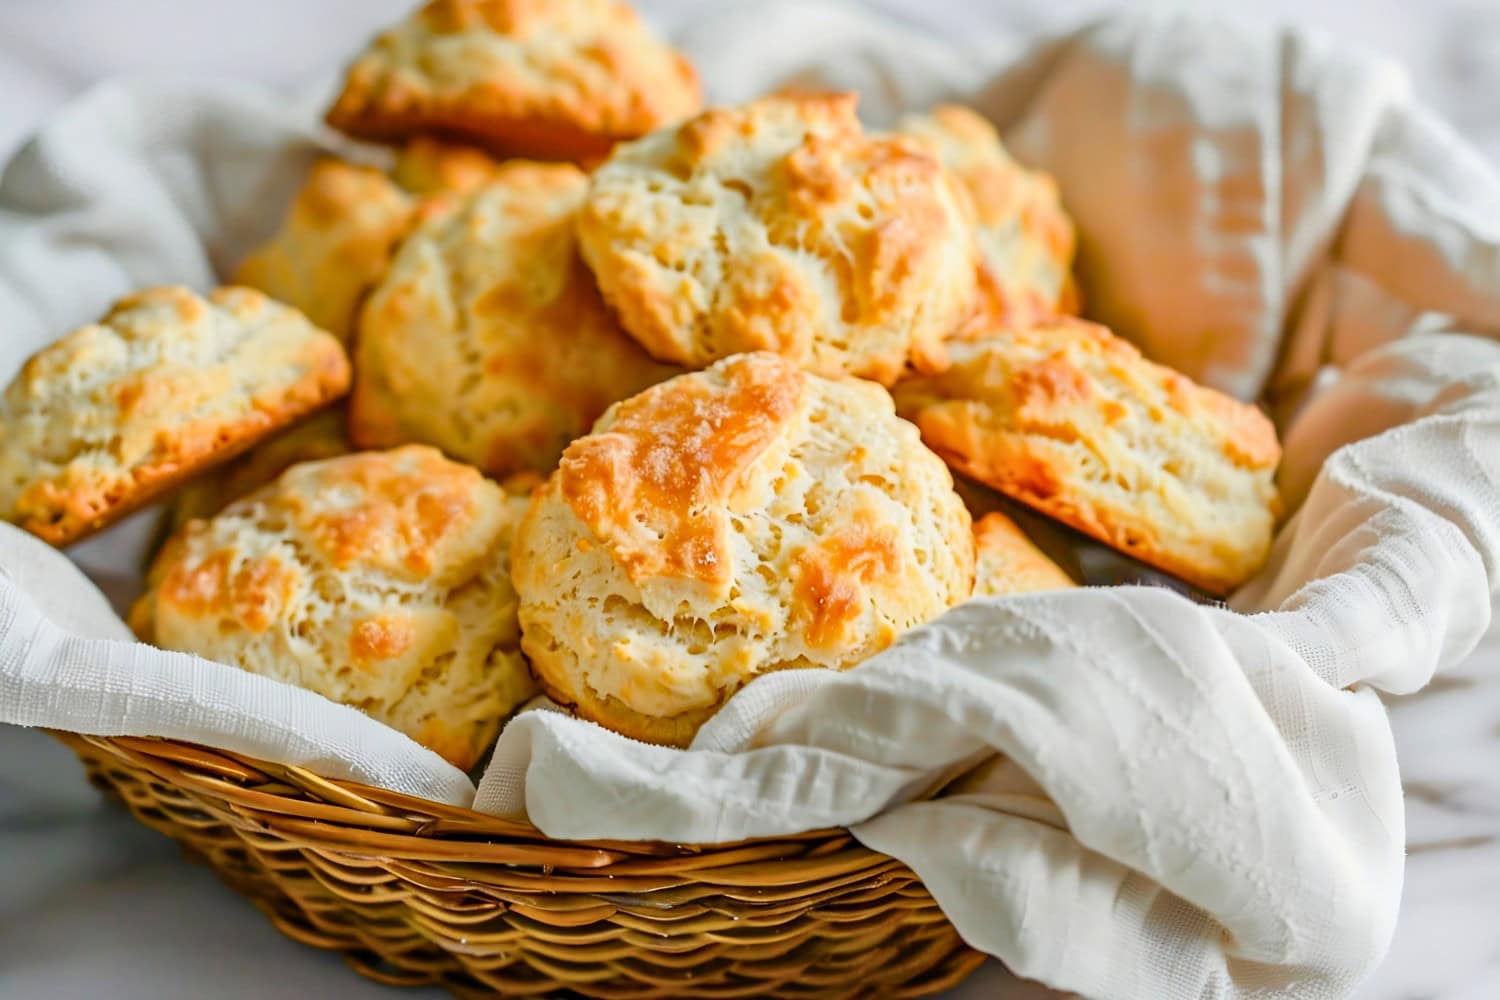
[51,730,984,998]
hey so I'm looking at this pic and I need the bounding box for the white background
[1,1,1498,998]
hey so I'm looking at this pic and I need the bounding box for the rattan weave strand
[52,731,985,998]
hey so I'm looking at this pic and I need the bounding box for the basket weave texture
[53,731,985,998]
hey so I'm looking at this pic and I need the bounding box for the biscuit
[952,472,1085,585]
[897,105,1078,336]
[351,160,678,478]
[893,318,1281,593]
[576,93,981,385]
[325,0,701,161]
[513,352,974,747]
[0,286,350,547]
[167,410,350,532]
[131,445,535,770]
[392,136,508,195]
[234,160,416,343]
[971,512,1075,596]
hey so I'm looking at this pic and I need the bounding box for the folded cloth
[3,4,1500,999]
[478,324,1500,997]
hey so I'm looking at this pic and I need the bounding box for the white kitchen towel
[2,4,1500,1000]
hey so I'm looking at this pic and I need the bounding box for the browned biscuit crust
[513,353,974,746]
[167,410,351,533]
[325,0,701,161]
[0,286,350,547]
[893,318,1281,594]
[897,105,1079,340]
[392,137,508,195]
[971,512,1076,596]
[576,94,981,384]
[350,160,679,478]
[234,159,416,343]
[132,445,534,770]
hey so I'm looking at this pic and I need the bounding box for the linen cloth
[2,4,1499,998]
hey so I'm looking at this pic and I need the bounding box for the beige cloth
[3,5,1500,998]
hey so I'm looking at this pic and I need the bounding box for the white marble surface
[1,2,1499,998]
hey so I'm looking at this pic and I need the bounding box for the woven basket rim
[49,730,857,866]
[50,729,989,997]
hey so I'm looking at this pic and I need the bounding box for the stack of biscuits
[0,0,1282,761]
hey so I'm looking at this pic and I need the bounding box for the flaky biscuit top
[893,318,1281,593]
[0,286,349,545]
[576,93,981,384]
[514,352,974,745]
[557,346,803,601]
[132,445,534,770]
[351,160,677,477]
[326,0,701,156]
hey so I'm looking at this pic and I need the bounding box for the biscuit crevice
[896,105,1078,336]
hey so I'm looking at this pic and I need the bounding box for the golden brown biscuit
[971,512,1075,596]
[893,318,1281,593]
[234,160,416,342]
[351,160,678,478]
[897,105,1078,337]
[392,136,508,195]
[576,93,981,385]
[513,352,974,747]
[0,286,350,547]
[167,410,350,532]
[325,0,701,161]
[131,445,535,770]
